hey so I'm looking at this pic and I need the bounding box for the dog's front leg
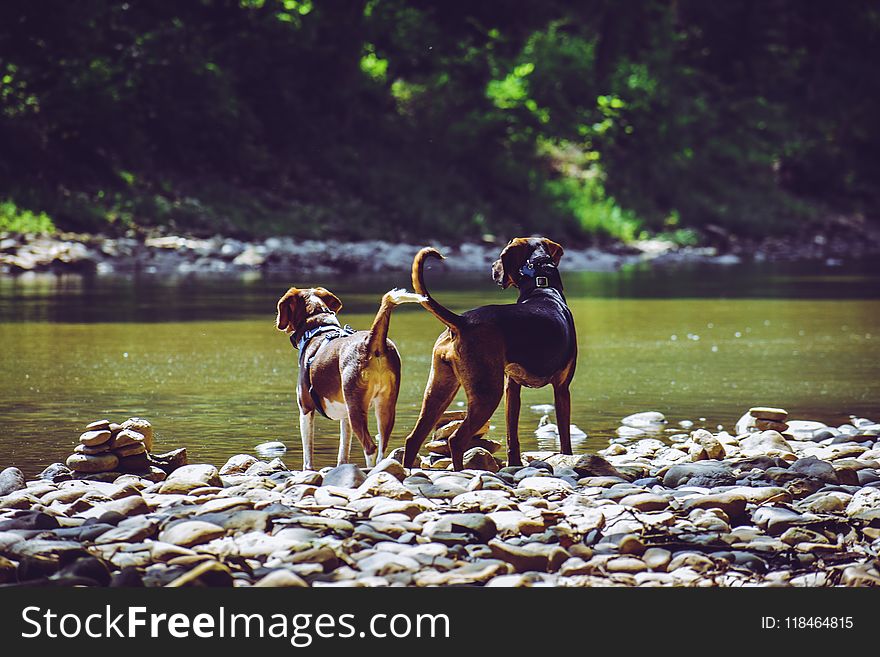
[299,410,316,470]
[337,418,353,465]
[505,377,523,466]
[553,383,573,455]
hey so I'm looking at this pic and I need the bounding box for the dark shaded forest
[1,0,878,243]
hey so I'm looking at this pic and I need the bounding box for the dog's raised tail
[366,288,427,356]
[412,247,463,331]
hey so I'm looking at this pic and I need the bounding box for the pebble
[691,429,726,460]
[423,513,497,543]
[749,407,788,422]
[662,462,735,488]
[461,448,499,472]
[164,464,221,488]
[0,468,26,497]
[3,406,880,589]
[621,411,666,429]
[120,418,154,451]
[110,429,144,450]
[740,430,794,454]
[79,430,112,447]
[66,453,119,473]
[370,457,407,481]
[219,454,259,475]
[605,556,647,573]
[322,464,367,488]
[254,569,309,587]
[488,539,569,573]
[254,441,287,457]
[642,547,671,571]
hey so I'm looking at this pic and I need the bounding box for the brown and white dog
[276,287,425,469]
[402,237,577,470]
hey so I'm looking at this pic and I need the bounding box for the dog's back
[462,291,575,378]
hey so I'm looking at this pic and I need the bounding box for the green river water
[0,261,878,476]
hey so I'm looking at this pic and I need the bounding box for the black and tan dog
[276,287,424,470]
[402,237,577,469]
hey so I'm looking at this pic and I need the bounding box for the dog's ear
[276,288,305,332]
[491,257,508,288]
[492,238,531,289]
[543,238,564,266]
[313,288,343,313]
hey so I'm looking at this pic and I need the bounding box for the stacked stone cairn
[420,410,503,472]
[63,417,184,482]
[745,406,791,435]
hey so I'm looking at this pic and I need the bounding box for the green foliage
[0,0,877,242]
[0,201,55,233]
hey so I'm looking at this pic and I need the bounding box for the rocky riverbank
[3,219,880,276]
[1,406,879,587]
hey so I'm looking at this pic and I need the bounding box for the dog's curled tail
[412,247,463,331]
[366,288,427,356]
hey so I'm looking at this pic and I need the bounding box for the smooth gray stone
[322,464,367,488]
[663,461,735,488]
[0,467,26,496]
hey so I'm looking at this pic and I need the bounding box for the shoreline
[1,407,879,587]
[3,224,880,277]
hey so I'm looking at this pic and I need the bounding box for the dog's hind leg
[299,410,316,470]
[337,417,353,465]
[403,355,459,467]
[553,383,573,455]
[374,388,398,463]
[504,377,523,466]
[448,383,503,471]
[345,397,378,468]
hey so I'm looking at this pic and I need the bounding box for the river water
[1,260,878,476]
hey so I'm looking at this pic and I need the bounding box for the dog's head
[275,287,343,334]
[491,237,564,289]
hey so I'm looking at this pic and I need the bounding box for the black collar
[518,259,563,294]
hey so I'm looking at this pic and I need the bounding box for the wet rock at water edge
[0,467,26,496]
[38,463,73,482]
[219,454,259,475]
[149,447,188,473]
[255,441,287,458]
[621,411,667,430]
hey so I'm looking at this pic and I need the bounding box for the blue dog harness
[292,323,355,419]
